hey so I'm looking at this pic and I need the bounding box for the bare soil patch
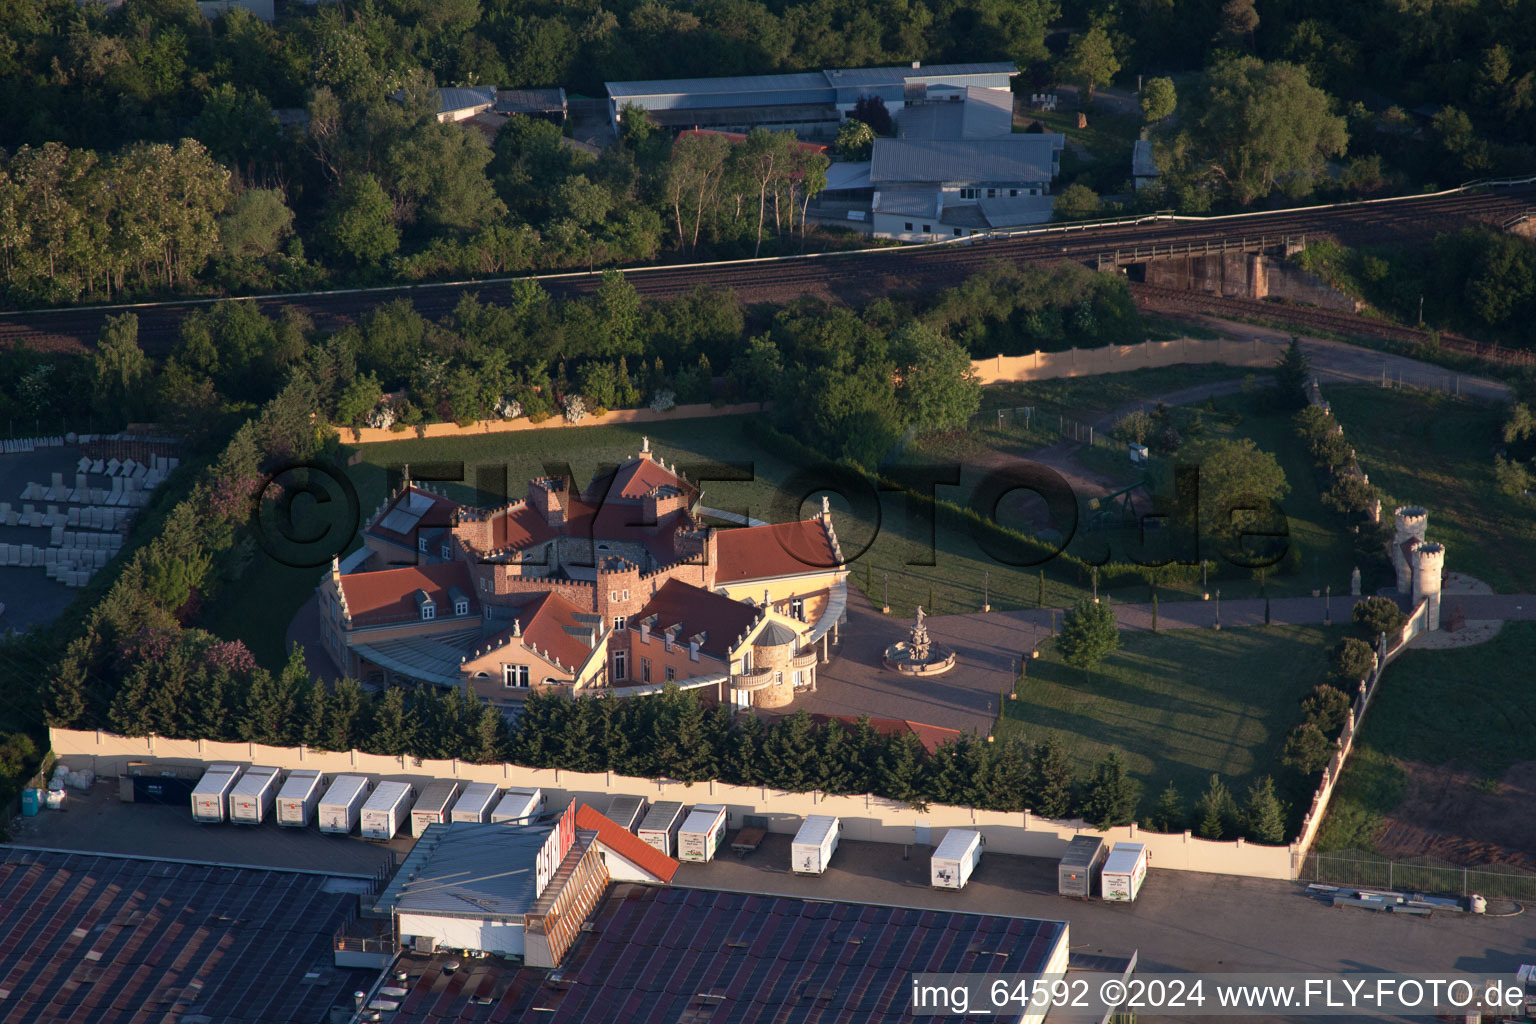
[1373,760,1536,870]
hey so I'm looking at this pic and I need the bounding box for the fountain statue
[883,605,956,675]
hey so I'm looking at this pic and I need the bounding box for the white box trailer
[411,780,461,837]
[450,782,500,823]
[229,766,283,824]
[318,774,373,834]
[361,782,415,840]
[190,764,243,823]
[491,787,544,824]
[637,801,685,857]
[930,828,983,890]
[1101,842,1149,903]
[791,815,841,875]
[604,794,649,832]
[276,770,326,828]
[677,804,728,863]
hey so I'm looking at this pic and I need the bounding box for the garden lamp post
[1325,585,1332,626]
[1202,560,1209,600]
[882,572,890,615]
[983,571,990,613]
[1215,588,1221,630]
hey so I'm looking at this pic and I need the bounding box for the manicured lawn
[1324,387,1536,592]
[1316,621,1536,853]
[996,624,1342,819]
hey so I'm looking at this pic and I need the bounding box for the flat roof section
[0,847,375,1024]
[384,883,1068,1022]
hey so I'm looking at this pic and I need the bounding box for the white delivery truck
[318,774,373,835]
[605,794,649,832]
[190,764,243,823]
[791,815,841,875]
[451,782,500,823]
[637,801,686,857]
[410,780,461,837]
[677,804,728,863]
[229,766,283,824]
[276,770,327,828]
[930,829,983,890]
[361,782,415,840]
[491,787,544,824]
[1101,842,1149,903]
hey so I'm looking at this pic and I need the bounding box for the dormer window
[455,598,469,616]
[421,602,435,620]
[418,536,428,553]
[441,542,451,559]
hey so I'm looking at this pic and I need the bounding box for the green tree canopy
[1052,183,1102,221]
[1273,336,1311,409]
[888,321,981,432]
[835,119,876,161]
[1056,597,1120,676]
[1060,24,1122,96]
[324,174,400,265]
[1140,76,1177,123]
[1176,57,1347,204]
[1082,749,1141,829]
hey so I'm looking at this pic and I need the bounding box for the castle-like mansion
[316,441,849,710]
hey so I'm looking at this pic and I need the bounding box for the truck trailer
[1101,842,1149,903]
[275,770,326,828]
[637,801,685,857]
[451,782,500,823]
[229,766,283,824]
[410,780,461,837]
[318,774,373,835]
[677,804,728,863]
[361,782,415,840]
[491,787,544,824]
[1057,835,1109,898]
[190,764,243,823]
[791,815,841,875]
[930,828,983,890]
[604,794,649,832]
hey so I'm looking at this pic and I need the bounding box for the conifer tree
[370,687,414,756]
[1027,736,1077,819]
[471,703,509,764]
[187,666,233,739]
[1057,598,1119,682]
[846,715,885,794]
[816,719,857,794]
[878,731,929,807]
[764,709,821,791]
[46,672,86,729]
[1082,750,1141,829]
[1196,774,1239,839]
[1274,336,1311,409]
[325,677,367,753]
[725,713,767,784]
[990,738,1033,811]
[1243,776,1287,844]
[300,682,330,750]
[1146,782,1185,833]
[107,666,156,737]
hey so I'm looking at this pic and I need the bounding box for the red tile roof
[483,591,599,672]
[632,578,761,660]
[574,804,679,882]
[812,714,962,755]
[338,561,477,627]
[585,454,697,503]
[678,128,829,154]
[365,485,460,547]
[714,519,841,583]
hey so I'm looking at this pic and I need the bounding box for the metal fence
[1304,850,1536,901]
[975,406,1122,452]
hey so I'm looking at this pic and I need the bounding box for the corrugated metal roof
[870,137,1060,185]
[872,189,940,218]
[896,86,1015,140]
[825,61,1019,88]
[1133,138,1160,178]
[496,88,566,114]
[824,160,872,191]
[978,193,1055,227]
[608,72,831,99]
[436,86,497,114]
[391,821,558,918]
[384,883,1070,1022]
[0,848,376,1024]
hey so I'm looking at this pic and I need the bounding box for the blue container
[20,788,40,816]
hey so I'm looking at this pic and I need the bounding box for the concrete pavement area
[6,777,407,876]
[680,831,1535,1023]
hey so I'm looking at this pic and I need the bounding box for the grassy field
[1025,107,1141,195]
[1324,387,1536,592]
[1316,621,1536,852]
[997,624,1341,819]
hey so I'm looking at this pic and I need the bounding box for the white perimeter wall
[52,728,1296,880]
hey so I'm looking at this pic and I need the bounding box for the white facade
[397,914,524,956]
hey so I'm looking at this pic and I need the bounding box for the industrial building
[0,847,377,1024]
[377,884,1072,1023]
[606,61,1018,136]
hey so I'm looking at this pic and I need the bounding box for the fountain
[882,606,957,675]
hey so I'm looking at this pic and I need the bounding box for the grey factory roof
[896,86,1015,140]
[388,821,559,919]
[495,88,566,114]
[1133,138,1161,178]
[0,847,376,1024]
[978,193,1056,227]
[872,189,941,218]
[382,884,1070,1023]
[870,136,1063,185]
[608,61,1017,100]
[435,86,497,114]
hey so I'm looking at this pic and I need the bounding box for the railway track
[1,184,1532,355]
[1130,283,1536,366]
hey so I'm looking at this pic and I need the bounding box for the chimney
[911,60,921,69]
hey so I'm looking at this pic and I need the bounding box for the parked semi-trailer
[190,764,243,824]
[317,775,373,835]
[275,770,326,828]
[229,766,283,824]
